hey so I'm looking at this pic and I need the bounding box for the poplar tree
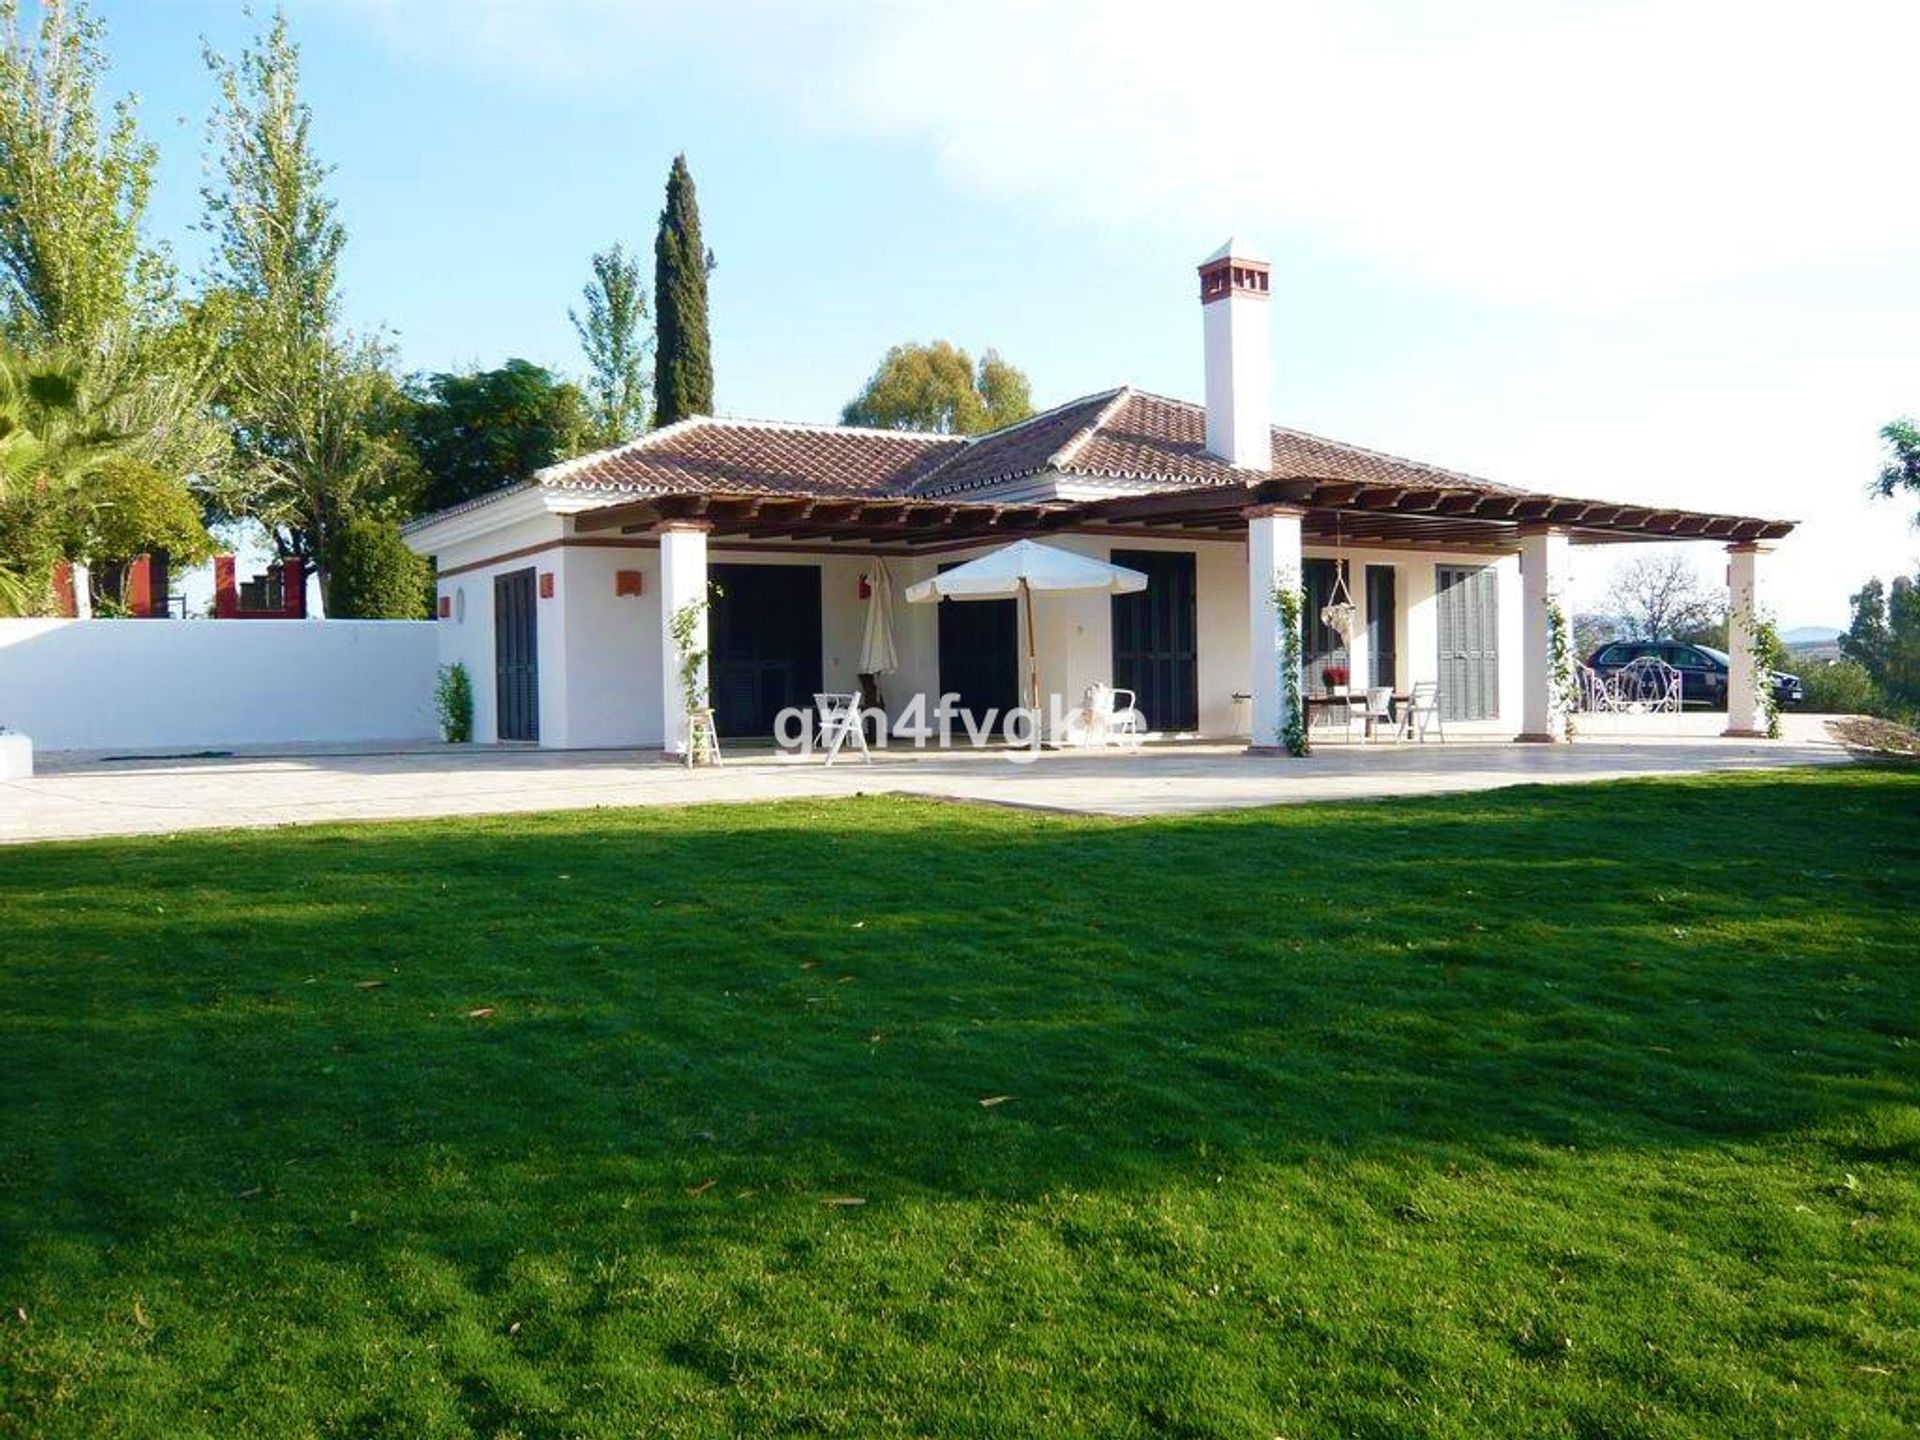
[571,242,648,445]
[652,154,713,427]
[201,10,411,602]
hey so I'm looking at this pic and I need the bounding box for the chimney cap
[1200,236,1268,266]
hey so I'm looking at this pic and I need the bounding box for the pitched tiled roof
[1050,390,1528,498]
[896,389,1128,496]
[515,386,1520,511]
[535,415,965,499]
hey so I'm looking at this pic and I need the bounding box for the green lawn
[2,768,1916,1438]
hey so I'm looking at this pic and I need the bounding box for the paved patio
[0,713,1854,845]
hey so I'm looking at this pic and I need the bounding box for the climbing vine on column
[1273,578,1310,757]
[1743,607,1788,739]
[1546,593,1578,741]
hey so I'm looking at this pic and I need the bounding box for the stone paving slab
[0,715,1852,846]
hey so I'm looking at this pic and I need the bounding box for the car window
[1670,646,1707,669]
[1597,644,1629,664]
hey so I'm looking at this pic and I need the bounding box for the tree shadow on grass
[1,767,1916,1274]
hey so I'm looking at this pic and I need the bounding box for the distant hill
[1783,625,1843,645]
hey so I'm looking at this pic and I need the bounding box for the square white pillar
[658,521,711,758]
[1246,504,1305,753]
[1725,543,1768,737]
[1516,526,1572,741]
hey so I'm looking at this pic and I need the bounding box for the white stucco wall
[428,513,566,745]
[419,513,1527,748]
[0,618,437,753]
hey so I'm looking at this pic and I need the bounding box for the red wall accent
[213,555,239,617]
[51,560,77,617]
[212,554,306,619]
[125,555,154,617]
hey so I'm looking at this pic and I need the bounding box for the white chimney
[1198,238,1271,469]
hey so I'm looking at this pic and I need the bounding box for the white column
[1517,525,1571,742]
[1246,504,1305,753]
[1725,542,1768,737]
[1347,563,1371,692]
[658,521,711,758]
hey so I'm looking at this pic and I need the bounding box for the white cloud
[325,0,1920,307]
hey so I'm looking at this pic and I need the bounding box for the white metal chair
[1105,688,1146,750]
[1399,681,1445,742]
[1362,686,1397,743]
[813,692,871,765]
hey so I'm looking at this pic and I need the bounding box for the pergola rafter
[567,472,1793,551]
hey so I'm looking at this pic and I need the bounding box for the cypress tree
[652,154,713,426]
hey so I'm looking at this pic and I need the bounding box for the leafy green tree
[72,455,212,568]
[0,0,225,487]
[403,360,590,513]
[653,154,713,427]
[0,0,161,352]
[325,514,430,619]
[1843,572,1920,714]
[1842,572,1920,712]
[975,350,1033,431]
[1842,578,1892,676]
[571,243,649,446]
[201,11,412,605]
[841,340,1035,434]
[1875,417,1919,523]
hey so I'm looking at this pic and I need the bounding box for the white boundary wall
[0,619,438,753]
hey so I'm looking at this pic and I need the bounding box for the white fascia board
[403,485,597,557]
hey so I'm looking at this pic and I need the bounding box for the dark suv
[1586,641,1805,709]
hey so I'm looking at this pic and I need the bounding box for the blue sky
[93,0,1920,628]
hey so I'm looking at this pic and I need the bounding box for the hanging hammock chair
[1319,514,1357,645]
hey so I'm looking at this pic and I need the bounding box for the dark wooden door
[709,564,823,738]
[1435,564,1499,721]
[1365,565,1397,690]
[493,567,539,742]
[1303,557,1351,687]
[1111,549,1198,731]
[937,564,1018,726]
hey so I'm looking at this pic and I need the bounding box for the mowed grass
[1,768,1916,1439]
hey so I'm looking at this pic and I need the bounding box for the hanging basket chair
[1320,597,1357,644]
[1319,513,1357,643]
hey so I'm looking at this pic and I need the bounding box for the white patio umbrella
[859,558,898,676]
[904,540,1148,715]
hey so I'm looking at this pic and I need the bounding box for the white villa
[402,242,1794,753]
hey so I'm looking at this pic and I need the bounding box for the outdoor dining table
[1304,692,1413,740]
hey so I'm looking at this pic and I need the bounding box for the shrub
[435,662,473,743]
[327,517,431,619]
[1799,659,1885,716]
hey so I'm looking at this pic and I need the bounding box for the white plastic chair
[813,692,871,766]
[1325,685,1366,744]
[1400,681,1445,742]
[1362,686,1396,743]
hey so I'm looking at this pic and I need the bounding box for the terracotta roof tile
[1059,390,1525,496]
[537,416,964,499]
[904,390,1126,496]
[507,387,1524,510]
